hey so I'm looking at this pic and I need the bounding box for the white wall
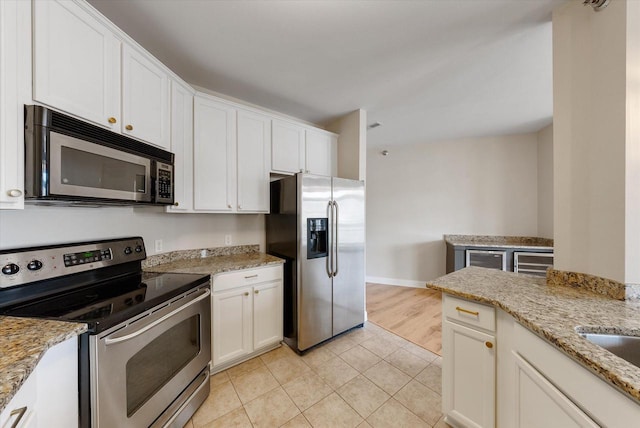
[553,0,639,284]
[0,206,265,254]
[366,133,539,285]
[537,124,553,239]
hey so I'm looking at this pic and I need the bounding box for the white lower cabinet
[442,294,495,428]
[212,265,283,372]
[512,352,598,428]
[0,337,78,428]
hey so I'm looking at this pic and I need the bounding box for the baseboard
[366,276,427,288]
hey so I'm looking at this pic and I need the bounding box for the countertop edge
[427,281,640,403]
[0,319,87,413]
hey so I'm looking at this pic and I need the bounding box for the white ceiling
[88,0,567,148]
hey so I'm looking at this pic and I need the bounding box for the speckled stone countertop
[145,252,284,276]
[0,317,87,413]
[427,267,640,402]
[444,234,554,249]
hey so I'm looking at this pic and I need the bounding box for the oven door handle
[104,288,211,346]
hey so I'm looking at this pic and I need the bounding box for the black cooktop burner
[1,271,210,333]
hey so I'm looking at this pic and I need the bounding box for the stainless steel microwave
[24,105,174,205]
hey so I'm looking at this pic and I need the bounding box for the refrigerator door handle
[326,201,333,278]
[333,200,339,277]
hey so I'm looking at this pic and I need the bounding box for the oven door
[49,131,152,202]
[91,287,211,428]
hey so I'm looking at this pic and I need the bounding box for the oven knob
[1,263,19,275]
[27,260,43,271]
[134,245,143,253]
[124,246,132,255]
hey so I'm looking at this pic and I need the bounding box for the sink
[581,333,640,368]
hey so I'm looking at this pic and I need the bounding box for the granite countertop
[0,317,87,413]
[145,252,284,276]
[427,267,640,402]
[444,234,554,250]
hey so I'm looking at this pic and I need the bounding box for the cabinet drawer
[213,265,282,292]
[443,294,495,332]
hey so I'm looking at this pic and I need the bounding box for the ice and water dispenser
[307,218,328,259]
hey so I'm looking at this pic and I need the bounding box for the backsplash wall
[0,205,265,254]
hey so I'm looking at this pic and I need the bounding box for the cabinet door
[193,95,237,212]
[513,353,598,428]
[305,129,337,177]
[253,279,283,350]
[443,320,495,428]
[0,0,29,209]
[167,80,194,213]
[122,44,170,149]
[237,109,271,213]
[212,286,252,367]
[33,0,120,130]
[271,120,305,174]
[0,369,37,428]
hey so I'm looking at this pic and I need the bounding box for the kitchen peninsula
[428,267,640,427]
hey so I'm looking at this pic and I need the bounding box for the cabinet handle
[6,189,22,197]
[244,274,258,279]
[108,117,117,124]
[455,306,479,316]
[485,341,494,349]
[9,406,27,428]
[255,290,260,294]
[125,124,133,131]
[244,292,249,296]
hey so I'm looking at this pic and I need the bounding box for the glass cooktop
[1,271,210,333]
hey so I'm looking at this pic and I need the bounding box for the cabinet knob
[125,124,133,131]
[227,204,232,209]
[238,205,242,209]
[299,169,304,173]
[6,189,22,197]
[485,341,493,349]
[244,292,249,296]
[108,117,117,124]
[173,202,179,207]
[255,290,260,294]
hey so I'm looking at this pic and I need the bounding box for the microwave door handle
[103,288,210,346]
[326,201,333,278]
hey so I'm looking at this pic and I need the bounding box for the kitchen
[1,0,639,427]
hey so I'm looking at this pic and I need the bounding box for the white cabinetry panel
[306,129,337,177]
[212,286,252,366]
[193,95,237,212]
[237,109,271,212]
[0,0,30,209]
[271,120,306,174]
[253,280,283,350]
[33,0,120,131]
[121,44,170,149]
[166,79,194,213]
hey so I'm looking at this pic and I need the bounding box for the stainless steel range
[0,237,211,428]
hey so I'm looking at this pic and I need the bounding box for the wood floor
[366,283,442,355]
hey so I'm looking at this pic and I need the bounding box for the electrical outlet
[155,239,163,253]
[224,234,232,246]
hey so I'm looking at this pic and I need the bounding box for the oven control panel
[0,237,146,288]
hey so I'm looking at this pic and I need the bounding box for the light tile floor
[185,322,450,428]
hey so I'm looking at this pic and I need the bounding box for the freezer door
[331,177,365,336]
[298,174,333,351]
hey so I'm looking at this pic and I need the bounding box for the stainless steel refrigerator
[266,173,365,353]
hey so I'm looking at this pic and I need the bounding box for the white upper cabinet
[33,0,120,131]
[121,44,170,149]
[193,94,237,212]
[237,109,271,213]
[306,129,337,177]
[271,120,306,174]
[167,79,194,213]
[271,119,338,176]
[32,0,171,149]
[0,0,30,209]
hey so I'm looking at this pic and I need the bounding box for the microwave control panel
[155,163,174,203]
